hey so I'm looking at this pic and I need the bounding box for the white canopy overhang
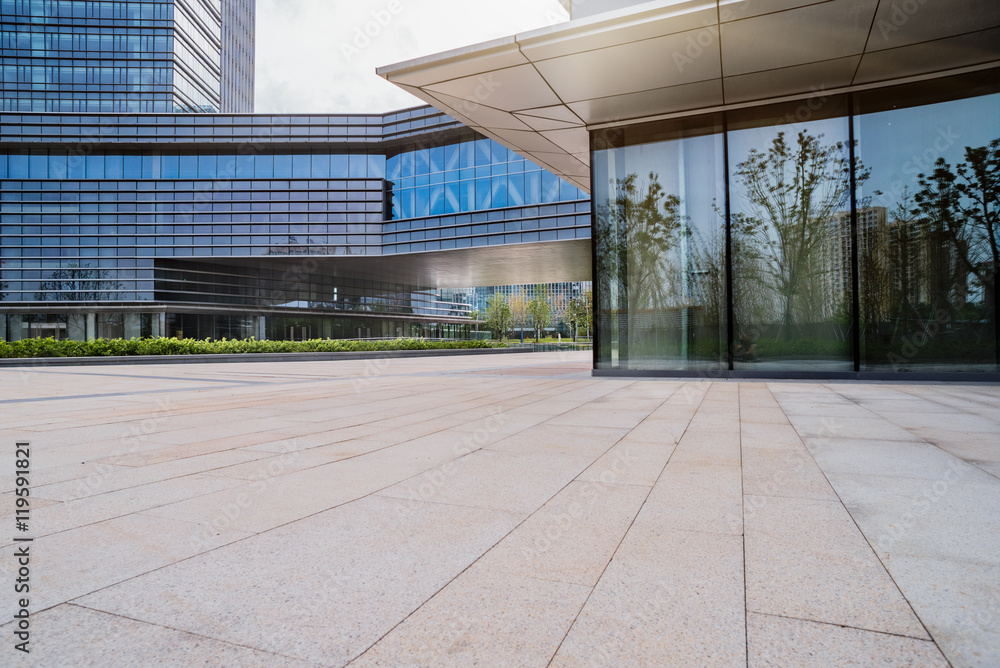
[378,0,1000,193]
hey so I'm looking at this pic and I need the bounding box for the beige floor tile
[742,447,837,500]
[76,495,521,666]
[0,514,255,612]
[740,422,804,449]
[1,604,317,667]
[26,473,244,538]
[486,424,628,458]
[476,480,649,586]
[141,440,462,534]
[822,471,1000,565]
[644,462,744,536]
[786,415,921,441]
[547,406,652,429]
[552,528,745,667]
[670,431,742,467]
[875,555,1000,668]
[745,495,928,639]
[351,565,590,668]
[30,449,270,500]
[576,438,674,487]
[623,417,689,444]
[747,612,947,667]
[377,448,594,515]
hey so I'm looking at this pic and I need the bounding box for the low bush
[0,337,504,359]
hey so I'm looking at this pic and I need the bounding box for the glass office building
[379,0,1000,379]
[592,71,1000,377]
[0,106,591,341]
[220,0,253,113]
[0,0,254,113]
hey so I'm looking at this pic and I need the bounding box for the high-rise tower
[0,0,255,112]
[221,0,255,112]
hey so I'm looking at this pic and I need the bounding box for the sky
[254,0,569,114]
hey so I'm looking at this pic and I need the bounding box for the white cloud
[254,0,569,114]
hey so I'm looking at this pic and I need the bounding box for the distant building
[1,0,255,112]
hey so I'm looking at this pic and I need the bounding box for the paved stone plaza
[1,351,998,666]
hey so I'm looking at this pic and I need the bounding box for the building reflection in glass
[593,70,999,376]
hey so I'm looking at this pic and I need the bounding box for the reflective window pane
[855,73,1000,372]
[728,98,853,371]
[593,114,727,371]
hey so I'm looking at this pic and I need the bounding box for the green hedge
[0,337,504,359]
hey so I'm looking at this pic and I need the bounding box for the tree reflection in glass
[730,128,856,369]
[595,171,726,369]
[860,137,998,369]
[593,119,727,371]
[33,264,124,302]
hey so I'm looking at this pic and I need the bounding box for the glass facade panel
[855,74,1000,372]
[728,98,853,371]
[594,114,727,371]
[1,107,592,341]
[386,137,585,219]
[592,70,999,376]
[0,0,252,113]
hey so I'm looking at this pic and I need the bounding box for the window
[728,98,853,371]
[854,73,1000,372]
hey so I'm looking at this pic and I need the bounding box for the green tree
[731,131,858,331]
[595,173,683,359]
[565,291,593,342]
[528,284,551,342]
[914,138,999,331]
[508,290,529,341]
[484,292,512,342]
[469,308,484,336]
[566,297,583,342]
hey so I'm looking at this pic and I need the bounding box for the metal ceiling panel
[720,0,878,76]
[378,0,1000,194]
[722,56,860,104]
[535,27,723,103]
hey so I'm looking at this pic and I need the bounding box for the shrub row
[0,337,504,359]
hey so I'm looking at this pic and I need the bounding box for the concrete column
[257,316,266,340]
[67,314,87,341]
[86,313,96,341]
[124,313,141,339]
[156,313,166,338]
[0,314,6,342]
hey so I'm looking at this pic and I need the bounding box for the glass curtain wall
[728,97,854,372]
[594,70,999,375]
[387,137,586,219]
[855,77,1000,372]
[594,114,727,371]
